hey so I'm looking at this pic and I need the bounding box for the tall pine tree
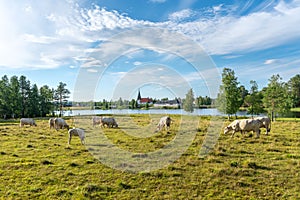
[54,82,70,117]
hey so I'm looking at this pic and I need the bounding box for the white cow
[68,128,85,145]
[54,118,70,130]
[224,119,263,138]
[100,117,118,128]
[92,116,102,127]
[20,118,37,127]
[254,116,271,135]
[156,116,171,132]
[49,118,55,129]
[223,120,241,136]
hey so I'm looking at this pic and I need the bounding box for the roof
[139,98,152,103]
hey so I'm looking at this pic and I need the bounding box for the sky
[0,0,300,101]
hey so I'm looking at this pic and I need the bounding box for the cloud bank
[0,0,300,70]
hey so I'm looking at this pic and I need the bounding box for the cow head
[224,126,232,134]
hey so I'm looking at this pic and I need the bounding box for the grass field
[0,115,299,199]
[291,107,300,112]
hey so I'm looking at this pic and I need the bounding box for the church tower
[137,89,141,101]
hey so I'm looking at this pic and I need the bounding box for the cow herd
[224,116,271,138]
[18,115,173,145]
[18,115,271,145]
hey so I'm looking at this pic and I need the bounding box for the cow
[156,116,171,132]
[254,116,271,135]
[68,128,85,145]
[54,118,70,130]
[224,119,263,138]
[92,116,102,127]
[49,118,55,129]
[20,118,37,127]
[223,120,241,136]
[100,117,118,128]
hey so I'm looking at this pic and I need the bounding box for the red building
[137,89,153,105]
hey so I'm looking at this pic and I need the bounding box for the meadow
[0,115,299,199]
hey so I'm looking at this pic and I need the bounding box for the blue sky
[0,0,299,101]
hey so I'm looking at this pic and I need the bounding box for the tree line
[215,68,300,120]
[181,68,300,121]
[0,75,70,119]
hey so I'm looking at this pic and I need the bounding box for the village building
[136,89,153,106]
[136,89,181,108]
[153,98,182,108]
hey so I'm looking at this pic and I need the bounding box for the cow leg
[68,134,72,145]
[256,129,260,138]
[231,130,236,137]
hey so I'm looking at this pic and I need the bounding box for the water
[60,108,250,117]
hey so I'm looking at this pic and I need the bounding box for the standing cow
[49,118,55,129]
[54,118,70,130]
[100,117,118,128]
[92,116,102,127]
[20,118,37,127]
[224,119,263,138]
[254,116,271,135]
[156,116,171,132]
[68,128,85,145]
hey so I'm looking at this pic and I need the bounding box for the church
[136,89,153,105]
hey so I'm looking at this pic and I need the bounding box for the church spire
[137,89,142,100]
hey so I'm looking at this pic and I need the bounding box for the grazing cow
[54,118,70,130]
[68,128,85,145]
[224,119,263,138]
[156,116,171,132]
[20,118,37,127]
[92,116,102,127]
[224,120,241,136]
[254,116,271,135]
[49,118,55,129]
[100,117,118,128]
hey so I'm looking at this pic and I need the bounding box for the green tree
[183,88,195,112]
[287,74,300,107]
[54,82,70,117]
[0,75,10,118]
[19,75,31,117]
[238,85,249,107]
[262,74,292,121]
[40,85,54,117]
[216,68,240,120]
[9,76,21,118]
[117,97,124,108]
[28,84,40,117]
[130,99,136,109]
[244,80,263,117]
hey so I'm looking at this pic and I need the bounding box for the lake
[60,108,252,117]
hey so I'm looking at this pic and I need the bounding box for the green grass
[276,117,300,121]
[0,115,300,199]
[291,107,300,112]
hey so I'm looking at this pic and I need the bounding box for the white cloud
[176,1,300,55]
[168,9,194,21]
[87,68,98,73]
[1,0,300,72]
[133,61,142,66]
[264,59,279,65]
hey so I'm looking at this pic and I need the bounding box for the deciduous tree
[183,88,195,112]
[216,68,240,120]
[262,74,292,121]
